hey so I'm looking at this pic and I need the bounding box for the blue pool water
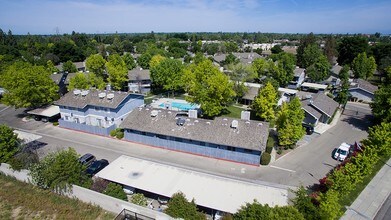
[159,102,198,111]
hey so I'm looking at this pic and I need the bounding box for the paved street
[0,102,371,188]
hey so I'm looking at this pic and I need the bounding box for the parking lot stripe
[269,165,296,173]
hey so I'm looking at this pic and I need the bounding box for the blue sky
[1,0,390,34]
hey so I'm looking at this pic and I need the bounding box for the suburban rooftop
[120,108,269,151]
[54,89,138,109]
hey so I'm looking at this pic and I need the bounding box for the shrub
[116,129,124,139]
[90,178,109,193]
[53,122,59,126]
[265,146,273,154]
[103,182,127,201]
[109,129,117,137]
[277,149,282,155]
[261,152,271,165]
[131,193,148,206]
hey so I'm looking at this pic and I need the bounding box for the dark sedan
[86,159,109,176]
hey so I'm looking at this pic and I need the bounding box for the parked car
[123,185,136,195]
[86,159,109,176]
[302,123,314,135]
[334,143,351,161]
[157,196,169,204]
[78,153,96,167]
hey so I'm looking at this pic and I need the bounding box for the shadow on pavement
[341,114,373,131]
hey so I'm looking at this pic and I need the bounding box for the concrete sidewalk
[314,109,342,134]
[341,158,391,220]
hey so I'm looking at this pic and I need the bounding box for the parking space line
[269,165,296,173]
[0,106,10,114]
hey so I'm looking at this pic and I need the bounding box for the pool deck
[150,98,199,111]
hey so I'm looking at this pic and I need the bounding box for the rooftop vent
[107,93,115,100]
[176,118,186,126]
[241,111,250,121]
[231,120,238,129]
[188,110,197,119]
[73,89,81,96]
[81,90,89,96]
[98,92,106,99]
[151,110,158,117]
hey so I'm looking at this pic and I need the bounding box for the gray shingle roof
[349,79,378,94]
[301,99,322,119]
[294,68,305,77]
[311,93,339,117]
[54,89,131,109]
[213,54,226,63]
[50,73,63,85]
[128,68,150,81]
[243,86,260,101]
[120,108,269,151]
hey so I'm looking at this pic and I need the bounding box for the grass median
[0,173,114,220]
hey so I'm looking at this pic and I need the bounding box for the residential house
[239,82,262,106]
[288,67,305,89]
[232,52,262,65]
[127,68,151,94]
[55,89,144,136]
[120,108,269,165]
[55,61,86,72]
[348,79,378,103]
[299,92,339,126]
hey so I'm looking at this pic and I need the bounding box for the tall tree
[0,125,20,163]
[29,148,91,192]
[68,73,105,90]
[302,44,323,68]
[150,58,184,94]
[62,60,77,73]
[252,82,278,122]
[149,54,166,70]
[318,190,343,220]
[306,55,331,82]
[86,54,106,78]
[324,35,338,65]
[165,192,205,220]
[234,200,304,220]
[296,33,317,67]
[184,60,235,117]
[370,84,391,123]
[227,63,255,102]
[351,52,377,79]
[292,186,321,220]
[275,52,296,86]
[362,122,391,157]
[46,60,59,73]
[337,36,368,65]
[137,53,152,69]
[105,54,128,90]
[276,97,305,146]
[0,62,59,108]
[271,45,283,54]
[122,53,136,70]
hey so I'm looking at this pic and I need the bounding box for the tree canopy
[337,36,368,65]
[370,84,391,123]
[276,97,305,146]
[0,61,59,108]
[105,54,128,90]
[86,54,106,78]
[68,73,105,91]
[0,125,20,163]
[351,52,377,79]
[137,53,152,69]
[252,82,278,122]
[150,58,184,93]
[62,60,77,73]
[306,55,331,82]
[184,60,235,117]
[234,200,304,220]
[30,148,91,192]
[165,192,205,220]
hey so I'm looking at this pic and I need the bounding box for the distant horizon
[1,0,390,35]
[3,30,391,36]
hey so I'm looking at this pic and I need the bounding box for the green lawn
[220,105,244,119]
[339,155,390,210]
[0,173,114,220]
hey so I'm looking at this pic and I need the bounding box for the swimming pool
[159,102,198,111]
